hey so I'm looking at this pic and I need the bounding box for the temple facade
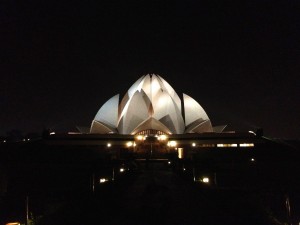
[90,74,225,135]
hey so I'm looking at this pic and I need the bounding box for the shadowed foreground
[39,161,282,225]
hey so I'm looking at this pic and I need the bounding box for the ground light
[202,177,209,183]
[100,178,109,183]
[196,177,210,184]
[6,223,20,225]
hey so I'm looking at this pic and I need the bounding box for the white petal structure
[90,94,119,133]
[90,74,215,134]
[183,93,213,133]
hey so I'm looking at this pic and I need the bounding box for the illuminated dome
[90,74,214,134]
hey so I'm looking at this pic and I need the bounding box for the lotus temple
[90,74,224,135]
[1,74,297,225]
[44,74,262,159]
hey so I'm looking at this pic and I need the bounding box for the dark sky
[1,0,299,138]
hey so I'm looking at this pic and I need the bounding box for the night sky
[1,0,299,138]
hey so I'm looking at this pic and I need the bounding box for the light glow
[240,143,254,147]
[168,141,177,147]
[136,135,143,140]
[107,143,111,147]
[126,141,133,147]
[120,168,125,172]
[192,143,196,147]
[6,223,20,225]
[217,143,237,147]
[250,158,255,162]
[202,177,209,183]
[159,135,167,141]
[199,144,215,147]
[100,178,109,183]
[178,148,183,159]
